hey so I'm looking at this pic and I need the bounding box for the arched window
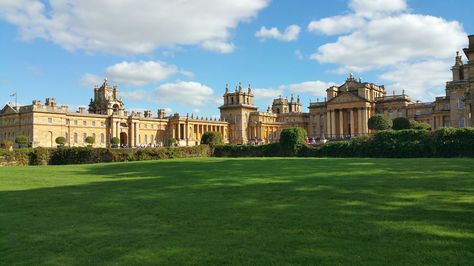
[100,133,105,144]
[458,97,465,109]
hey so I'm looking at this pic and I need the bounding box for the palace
[1,35,473,148]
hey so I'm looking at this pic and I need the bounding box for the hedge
[0,145,212,166]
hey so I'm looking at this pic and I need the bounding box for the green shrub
[167,138,177,147]
[1,140,13,150]
[200,132,224,146]
[110,137,120,148]
[368,115,392,131]
[213,143,281,157]
[15,135,29,148]
[85,136,95,147]
[368,129,433,157]
[279,127,307,156]
[29,147,52,165]
[410,120,431,130]
[0,149,31,166]
[55,136,66,147]
[432,127,474,157]
[392,117,410,130]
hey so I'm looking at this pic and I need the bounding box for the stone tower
[88,78,125,116]
[219,82,257,144]
[463,35,474,127]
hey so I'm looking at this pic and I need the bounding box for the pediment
[328,92,367,104]
[0,104,18,115]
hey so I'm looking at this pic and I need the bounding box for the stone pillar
[177,123,181,140]
[362,107,368,135]
[331,110,336,139]
[326,112,331,138]
[350,109,354,137]
[339,109,344,138]
[358,108,362,137]
[130,122,135,147]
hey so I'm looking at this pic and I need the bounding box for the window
[388,110,393,118]
[92,133,96,140]
[48,118,53,124]
[65,133,69,143]
[151,134,154,143]
[74,133,78,144]
[397,109,403,118]
[83,121,87,126]
[459,118,465,128]
[415,110,421,116]
[83,133,87,143]
[101,133,105,144]
[92,121,96,126]
[74,120,78,125]
[101,122,105,127]
[145,135,148,144]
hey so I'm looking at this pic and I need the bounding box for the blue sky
[0,0,473,117]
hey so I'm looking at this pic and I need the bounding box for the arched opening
[120,132,128,147]
[113,104,119,115]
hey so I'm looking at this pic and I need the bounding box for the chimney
[78,107,86,113]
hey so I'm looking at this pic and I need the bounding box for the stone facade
[1,35,473,147]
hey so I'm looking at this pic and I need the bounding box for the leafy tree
[279,127,307,156]
[409,120,431,130]
[55,136,66,147]
[200,132,224,146]
[15,135,29,148]
[392,117,411,130]
[110,137,120,148]
[368,115,392,131]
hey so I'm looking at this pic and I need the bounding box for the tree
[85,136,95,147]
[55,136,66,147]
[368,115,392,131]
[409,120,431,130]
[392,117,411,130]
[200,132,224,146]
[110,137,120,148]
[279,127,307,156]
[15,135,29,148]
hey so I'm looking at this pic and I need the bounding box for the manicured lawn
[1,158,473,265]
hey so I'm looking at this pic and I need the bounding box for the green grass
[1,158,473,265]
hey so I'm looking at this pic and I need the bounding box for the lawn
[1,158,473,265]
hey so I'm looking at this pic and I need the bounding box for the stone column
[326,112,331,138]
[339,109,344,138]
[130,122,135,147]
[350,109,354,137]
[177,123,181,140]
[331,110,336,139]
[358,108,362,137]
[361,107,367,135]
[115,122,119,138]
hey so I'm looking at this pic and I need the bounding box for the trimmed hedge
[0,145,212,166]
[216,128,474,158]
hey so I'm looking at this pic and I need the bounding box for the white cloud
[201,40,235,54]
[105,61,179,86]
[253,88,284,99]
[80,73,103,87]
[308,15,365,35]
[0,0,269,54]
[349,0,407,17]
[121,90,148,101]
[153,81,214,107]
[311,14,466,72]
[254,80,335,100]
[283,81,337,96]
[379,60,451,101]
[306,0,467,99]
[255,24,301,42]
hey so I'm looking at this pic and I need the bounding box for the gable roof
[0,104,18,115]
[327,91,368,105]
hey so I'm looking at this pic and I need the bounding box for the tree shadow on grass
[1,158,473,265]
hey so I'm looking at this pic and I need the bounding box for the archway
[120,132,128,147]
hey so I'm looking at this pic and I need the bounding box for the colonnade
[325,107,370,139]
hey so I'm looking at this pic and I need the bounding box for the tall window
[100,133,105,144]
[145,135,148,144]
[65,133,69,144]
[459,118,465,128]
[74,133,78,144]
[83,133,87,143]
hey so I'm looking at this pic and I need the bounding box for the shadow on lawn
[1,158,473,265]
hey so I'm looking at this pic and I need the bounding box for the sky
[0,0,473,117]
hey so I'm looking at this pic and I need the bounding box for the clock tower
[88,78,125,116]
